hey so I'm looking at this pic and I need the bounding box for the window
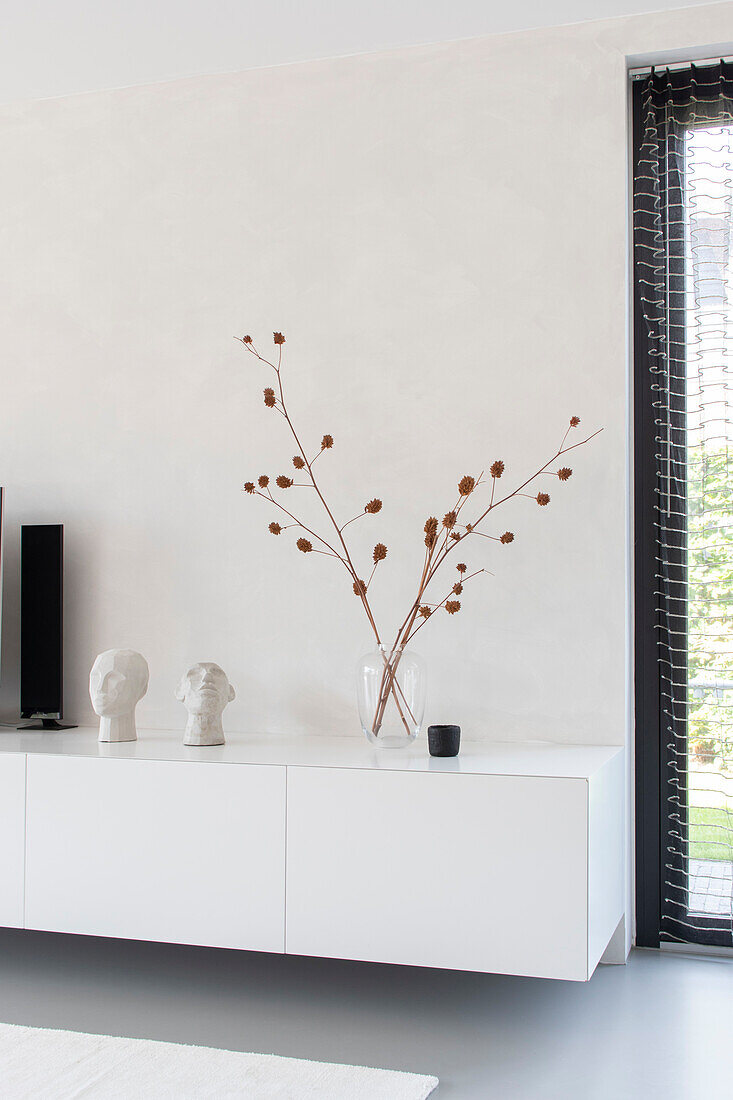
[634,63,733,949]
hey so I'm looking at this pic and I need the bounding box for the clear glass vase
[356,644,427,747]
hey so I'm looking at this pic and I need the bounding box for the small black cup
[428,724,461,757]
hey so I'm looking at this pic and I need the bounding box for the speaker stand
[17,719,78,731]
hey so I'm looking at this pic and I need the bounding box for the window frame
[633,68,733,949]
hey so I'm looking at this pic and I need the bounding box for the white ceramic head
[176,662,235,746]
[90,649,149,742]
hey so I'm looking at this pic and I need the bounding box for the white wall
[2,4,732,748]
[0,0,728,102]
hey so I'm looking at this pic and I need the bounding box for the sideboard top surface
[0,728,621,779]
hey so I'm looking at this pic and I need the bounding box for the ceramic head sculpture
[176,662,235,746]
[90,649,149,743]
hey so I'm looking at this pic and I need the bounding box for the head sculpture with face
[176,662,235,746]
[90,649,149,742]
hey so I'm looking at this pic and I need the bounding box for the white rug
[0,1022,438,1099]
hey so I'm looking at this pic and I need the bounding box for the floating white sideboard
[0,730,624,982]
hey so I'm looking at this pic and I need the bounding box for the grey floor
[0,930,730,1099]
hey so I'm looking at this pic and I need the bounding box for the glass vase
[356,644,426,747]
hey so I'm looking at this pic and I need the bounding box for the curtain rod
[629,56,733,79]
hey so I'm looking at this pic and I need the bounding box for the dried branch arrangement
[237,331,601,738]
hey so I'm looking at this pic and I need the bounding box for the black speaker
[19,524,76,730]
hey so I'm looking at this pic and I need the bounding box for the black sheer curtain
[634,62,733,949]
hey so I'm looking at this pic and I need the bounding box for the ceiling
[1,0,715,102]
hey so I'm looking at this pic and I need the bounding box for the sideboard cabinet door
[286,766,590,980]
[0,755,25,929]
[25,756,285,952]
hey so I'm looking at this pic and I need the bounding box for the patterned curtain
[634,62,733,947]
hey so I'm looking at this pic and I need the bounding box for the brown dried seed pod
[321,434,334,449]
[296,538,313,553]
[353,579,367,596]
[269,522,282,535]
[445,600,461,615]
[364,499,382,514]
[264,387,276,408]
[458,475,476,496]
[449,532,461,542]
[258,475,269,488]
[456,563,467,573]
[442,511,457,529]
[373,543,388,563]
[273,332,285,345]
[537,492,550,506]
[453,583,463,595]
[570,415,580,427]
[500,531,515,544]
[418,606,432,619]
[242,335,253,344]
[490,460,505,478]
[425,532,436,549]
[244,482,255,494]
[276,475,293,488]
[292,456,305,469]
[557,467,572,481]
[424,517,438,536]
